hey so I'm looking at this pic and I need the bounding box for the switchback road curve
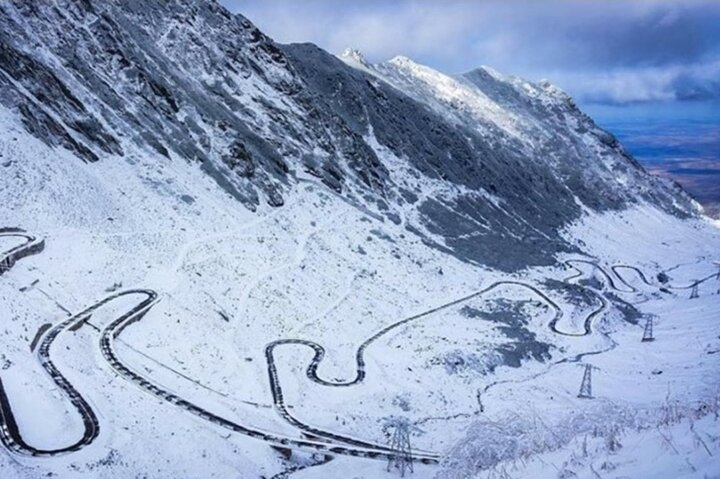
[613,264,718,291]
[0,228,44,276]
[98,290,441,463]
[564,259,634,293]
[0,289,110,456]
[0,290,175,456]
[569,259,719,293]
[610,264,654,292]
[264,275,611,453]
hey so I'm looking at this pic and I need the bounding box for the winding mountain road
[610,264,654,292]
[95,267,621,461]
[564,259,634,293]
[0,304,101,456]
[2,226,716,465]
[602,262,716,292]
[98,290,441,463]
[263,272,613,453]
[0,229,99,457]
[265,256,717,452]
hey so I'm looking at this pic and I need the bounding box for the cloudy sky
[221,0,720,110]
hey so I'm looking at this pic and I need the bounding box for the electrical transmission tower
[690,281,699,299]
[387,421,414,477]
[577,364,593,399]
[642,316,655,342]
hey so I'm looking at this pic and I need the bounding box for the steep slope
[0,0,388,211]
[341,50,695,216]
[0,0,699,271]
[281,44,697,268]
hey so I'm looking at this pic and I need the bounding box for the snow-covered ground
[1,104,719,478]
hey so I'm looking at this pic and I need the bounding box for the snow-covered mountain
[1,1,718,478]
[0,0,699,271]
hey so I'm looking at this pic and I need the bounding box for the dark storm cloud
[221,0,720,105]
[484,1,720,69]
[672,72,720,101]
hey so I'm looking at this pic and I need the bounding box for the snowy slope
[2,103,719,478]
[0,1,719,478]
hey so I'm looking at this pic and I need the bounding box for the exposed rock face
[0,0,304,209]
[0,0,698,270]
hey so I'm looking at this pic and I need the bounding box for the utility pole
[690,281,699,299]
[642,316,655,342]
[387,421,413,477]
[578,364,593,399]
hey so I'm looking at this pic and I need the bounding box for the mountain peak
[475,65,505,81]
[340,48,369,67]
[388,55,416,68]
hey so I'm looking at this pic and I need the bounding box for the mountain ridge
[0,0,699,270]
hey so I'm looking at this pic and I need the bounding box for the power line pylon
[642,316,655,342]
[578,364,593,399]
[689,281,699,299]
[387,421,414,477]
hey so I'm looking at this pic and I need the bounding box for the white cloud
[551,59,720,104]
[223,0,720,105]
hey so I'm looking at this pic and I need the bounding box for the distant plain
[588,102,720,217]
